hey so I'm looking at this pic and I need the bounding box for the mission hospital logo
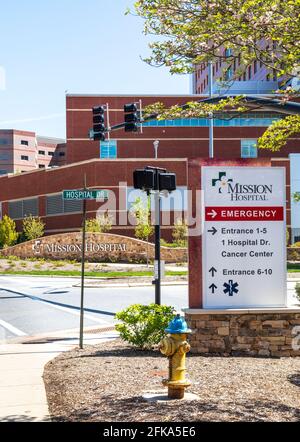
[212,171,273,201]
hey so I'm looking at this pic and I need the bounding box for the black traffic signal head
[133,169,155,191]
[159,172,177,192]
[124,103,137,113]
[124,103,139,132]
[92,105,106,141]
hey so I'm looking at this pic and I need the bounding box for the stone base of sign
[184,308,300,357]
[0,232,187,263]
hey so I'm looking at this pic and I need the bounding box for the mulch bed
[43,339,300,422]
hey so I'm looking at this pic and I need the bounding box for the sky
[0,0,190,139]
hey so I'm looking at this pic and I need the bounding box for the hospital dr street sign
[63,189,108,200]
[202,166,286,309]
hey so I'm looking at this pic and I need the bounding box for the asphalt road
[0,276,298,343]
[0,276,188,342]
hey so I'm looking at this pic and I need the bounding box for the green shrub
[0,215,18,248]
[22,215,45,241]
[115,303,174,349]
[296,283,300,302]
[172,219,188,247]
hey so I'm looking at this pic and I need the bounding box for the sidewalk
[0,331,118,422]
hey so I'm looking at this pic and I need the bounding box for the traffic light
[133,169,155,191]
[159,172,176,192]
[124,103,139,132]
[133,168,177,193]
[92,106,106,141]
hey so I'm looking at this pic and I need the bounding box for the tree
[294,192,300,203]
[132,0,300,151]
[133,0,300,78]
[131,196,154,265]
[172,218,188,247]
[85,212,113,233]
[22,215,45,241]
[0,215,18,248]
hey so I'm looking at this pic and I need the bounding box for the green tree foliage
[85,213,113,233]
[132,0,300,151]
[257,115,300,152]
[131,196,154,265]
[22,215,45,241]
[115,303,175,349]
[131,196,154,242]
[133,0,300,78]
[0,215,18,248]
[293,192,300,203]
[172,218,188,247]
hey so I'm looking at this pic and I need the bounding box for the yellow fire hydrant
[159,313,192,399]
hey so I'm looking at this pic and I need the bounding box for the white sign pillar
[202,166,286,308]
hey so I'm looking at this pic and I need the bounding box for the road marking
[0,319,27,337]
[0,287,111,326]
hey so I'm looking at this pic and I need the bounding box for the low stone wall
[0,232,187,263]
[185,309,300,357]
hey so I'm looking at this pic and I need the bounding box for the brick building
[0,94,299,242]
[0,129,66,175]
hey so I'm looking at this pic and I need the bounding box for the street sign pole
[154,169,161,305]
[79,174,87,349]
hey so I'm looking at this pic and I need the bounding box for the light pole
[208,61,214,158]
[153,140,159,159]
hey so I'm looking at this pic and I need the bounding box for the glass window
[39,164,45,169]
[241,139,258,158]
[0,169,8,175]
[8,198,38,219]
[21,155,29,161]
[38,150,45,155]
[0,138,8,145]
[100,140,117,159]
[48,151,54,156]
[21,140,29,146]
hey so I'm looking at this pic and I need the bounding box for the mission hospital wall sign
[202,166,286,308]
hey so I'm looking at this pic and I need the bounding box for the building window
[248,65,252,79]
[0,138,8,145]
[8,198,38,219]
[254,60,257,74]
[21,155,29,161]
[39,164,45,169]
[21,140,29,146]
[241,139,258,158]
[59,152,65,157]
[225,67,232,81]
[243,72,246,81]
[48,151,54,156]
[225,48,232,58]
[46,193,83,215]
[0,169,8,175]
[0,153,9,161]
[100,140,117,159]
[38,150,45,155]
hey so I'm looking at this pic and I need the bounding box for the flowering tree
[132,0,300,151]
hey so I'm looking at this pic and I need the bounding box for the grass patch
[287,263,300,272]
[0,269,188,278]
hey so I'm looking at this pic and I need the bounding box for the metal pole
[154,169,161,305]
[79,174,87,349]
[153,140,159,159]
[208,61,214,158]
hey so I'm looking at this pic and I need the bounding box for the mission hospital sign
[32,240,126,255]
[202,166,286,309]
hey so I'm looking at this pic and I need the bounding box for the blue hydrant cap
[165,314,192,334]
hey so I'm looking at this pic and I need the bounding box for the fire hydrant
[159,314,192,399]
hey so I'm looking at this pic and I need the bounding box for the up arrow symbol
[209,267,217,277]
[209,283,217,294]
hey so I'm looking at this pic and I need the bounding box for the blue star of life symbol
[223,280,239,296]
